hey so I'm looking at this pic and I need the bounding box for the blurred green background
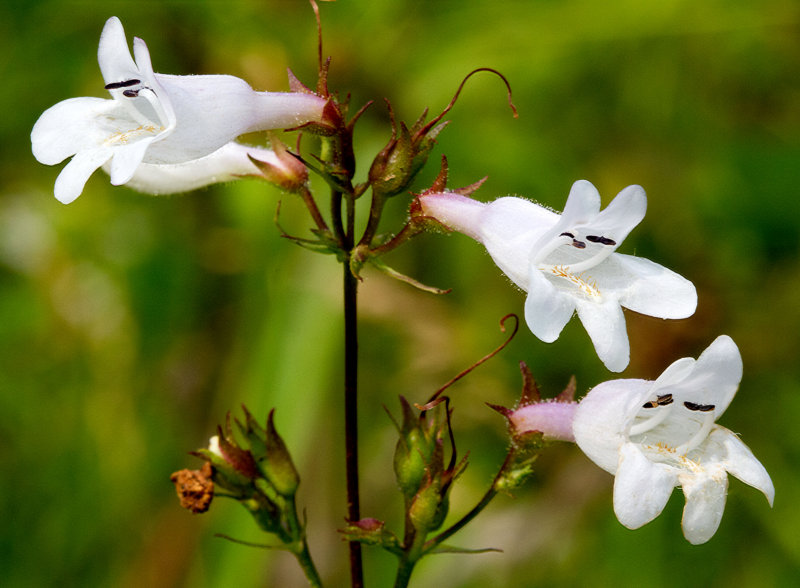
[3,0,799,586]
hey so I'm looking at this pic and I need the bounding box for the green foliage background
[2,0,799,586]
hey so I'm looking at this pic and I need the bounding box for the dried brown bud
[170,462,214,514]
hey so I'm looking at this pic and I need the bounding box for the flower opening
[419,180,697,371]
[572,335,774,544]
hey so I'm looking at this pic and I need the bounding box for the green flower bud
[260,410,301,497]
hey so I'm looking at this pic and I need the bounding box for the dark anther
[105,79,141,90]
[684,401,715,412]
[586,235,617,246]
[122,89,140,98]
[560,232,575,239]
[572,239,586,249]
[642,394,674,409]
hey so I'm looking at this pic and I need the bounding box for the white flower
[572,335,774,544]
[419,180,697,371]
[31,16,326,204]
[107,142,293,195]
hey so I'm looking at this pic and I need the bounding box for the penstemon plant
[31,5,774,588]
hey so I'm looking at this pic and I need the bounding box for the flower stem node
[573,336,774,544]
[339,518,402,554]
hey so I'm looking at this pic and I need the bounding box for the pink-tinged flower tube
[419,181,697,372]
[572,335,774,544]
[507,400,577,442]
[31,17,326,204]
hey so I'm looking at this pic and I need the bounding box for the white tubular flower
[419,180,697,371]
[572,335,774,544]
[106,142,286,195]
[31,16,326,204]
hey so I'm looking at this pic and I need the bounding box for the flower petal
[573,379,651,473]
[524,266,574,342]
[481,197,556,288]
[108,136,156,185]
[54,148,113,204]
[575,297,629,372]
[613,442,677,529]
[31,97,117,165]
[133,38,175,131]
[680,468,728,544]
[112,142,273,195]
[528,181,601,259]
[560,180,601,226]
[609,254,697,319]
[97,17,139,85]
[588,184,646,244]
[650,356,697,393]
[688,335,742,417]
[708,427,774,506]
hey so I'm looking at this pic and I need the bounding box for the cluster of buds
[341,396,467,558]
[171,407,303,545]
[393,396,466,536]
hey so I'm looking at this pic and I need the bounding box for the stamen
[684,401,715,412]
[571,239,586,249]
[629,402,673,435]
[586,235,616,246]
[533,232,575,264]
[675,410,716,454]
[136,87,171,129]
[642,393,673,409]
[105,79,141,90]
[122,89,140,98]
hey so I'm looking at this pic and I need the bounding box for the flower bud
[393,397,437,499]
[260,410,301,497]
[247,135,309,192]
[368,102,449,198]
[408,476,445,534]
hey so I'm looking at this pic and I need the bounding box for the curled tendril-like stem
[418,67,519,139]
[308,0,324,82]
[423,314,519,406]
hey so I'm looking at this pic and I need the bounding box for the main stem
[344,252,364,588]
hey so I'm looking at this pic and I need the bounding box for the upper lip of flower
[529,180,645,278]
[572,335,774,544]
